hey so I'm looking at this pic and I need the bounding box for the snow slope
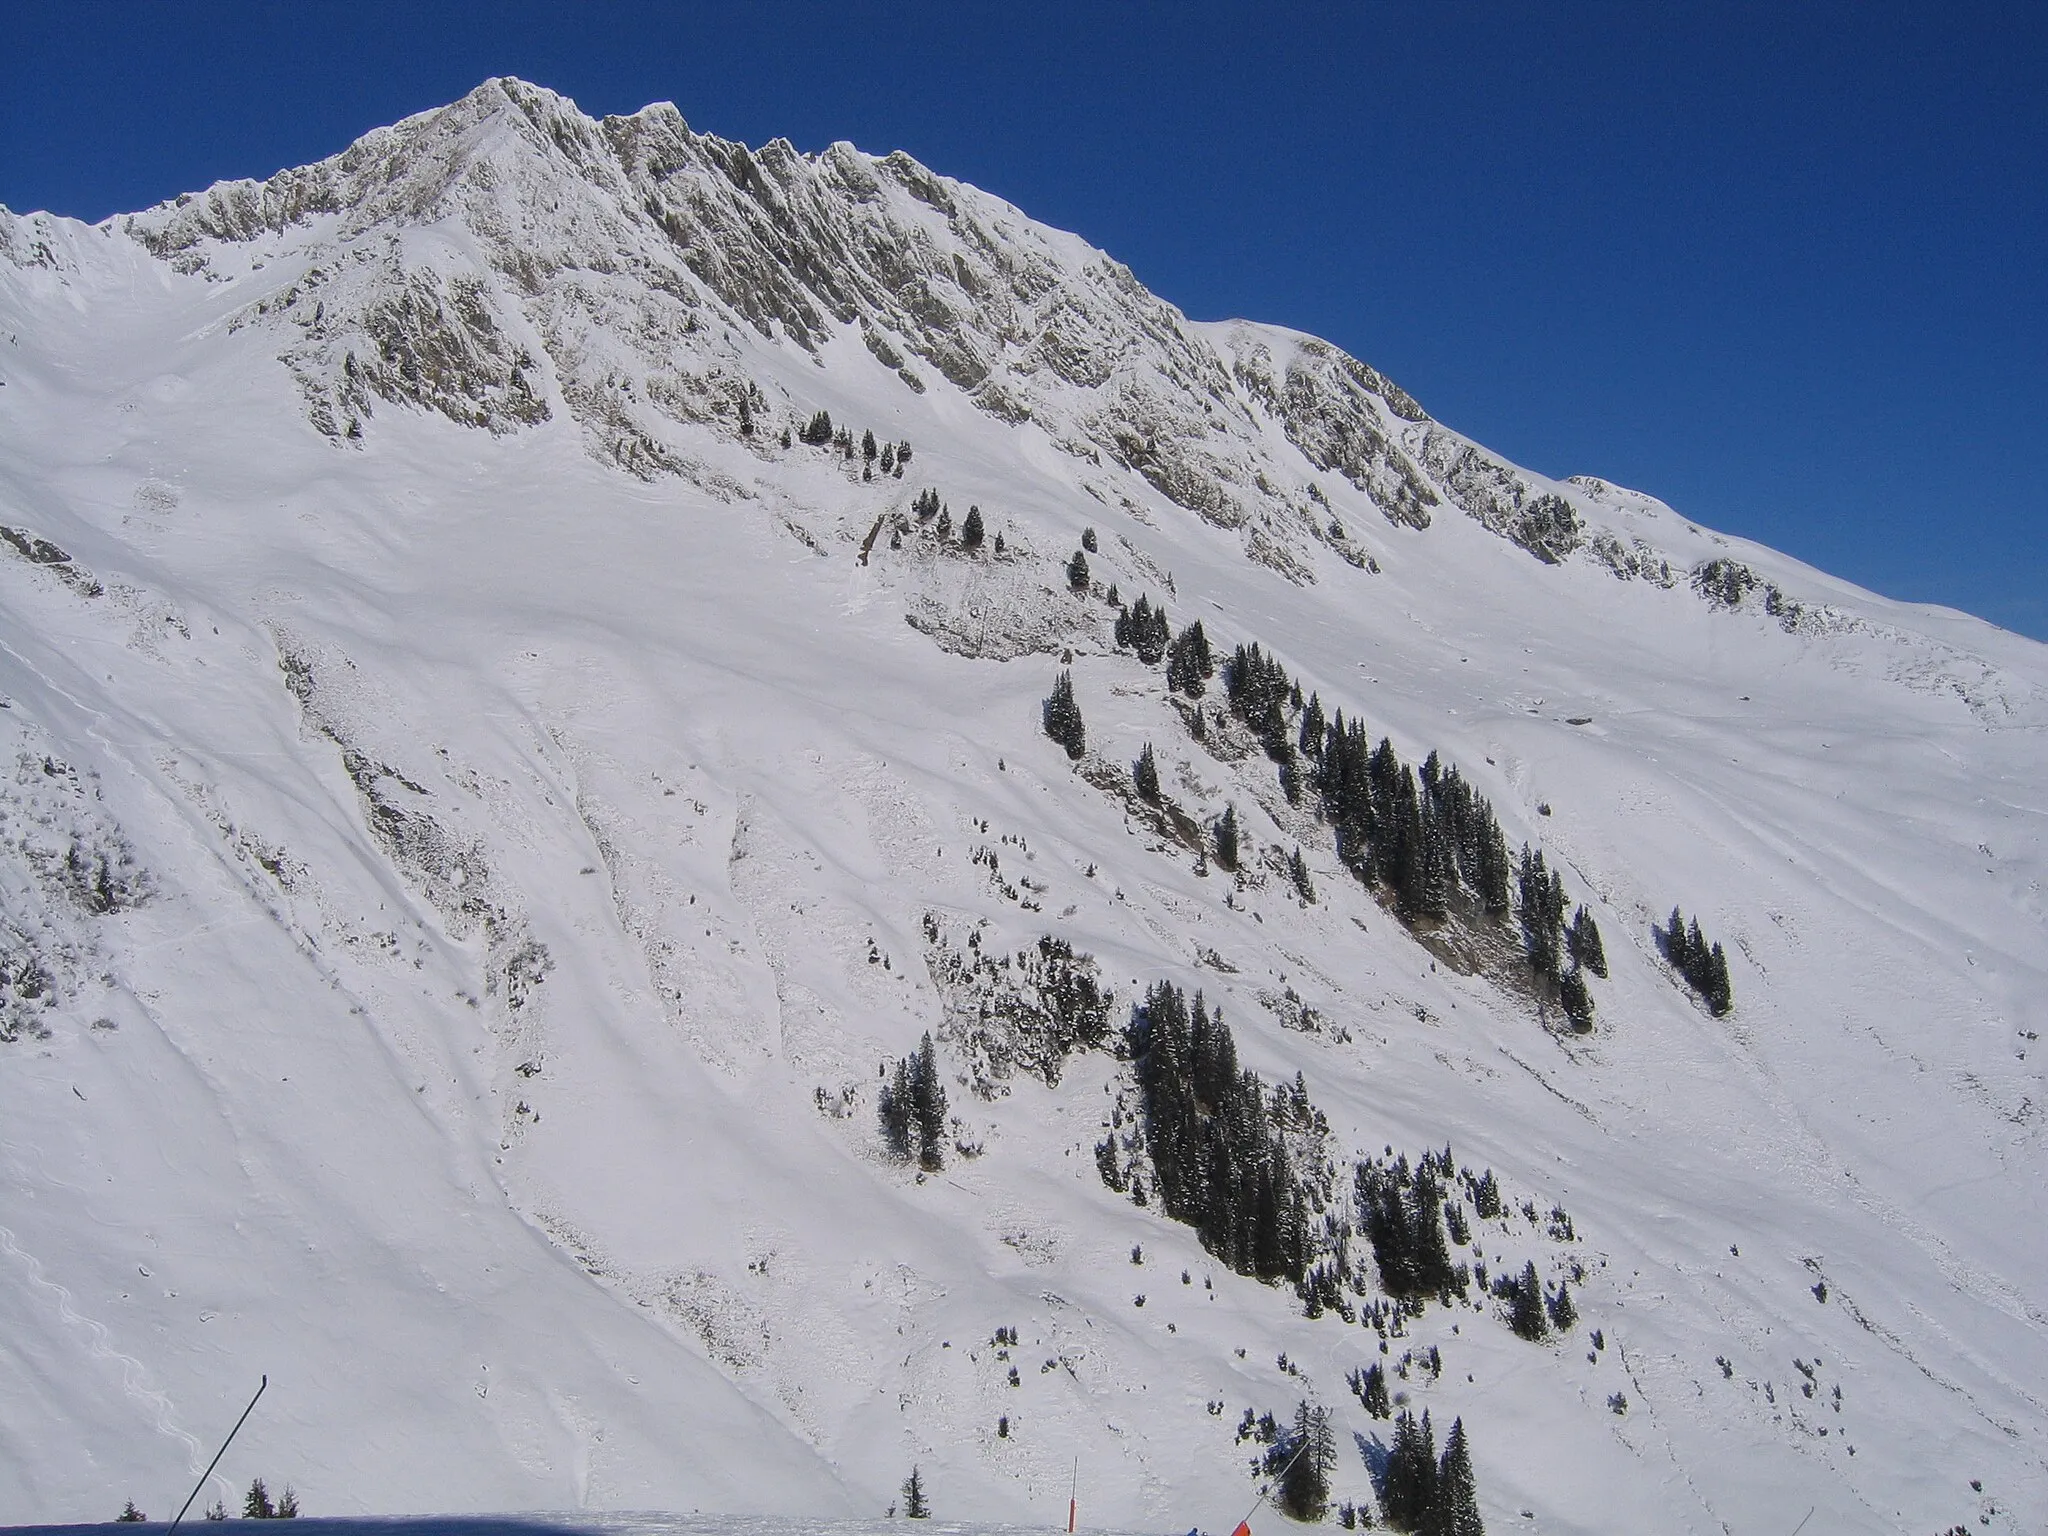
[0,79,2042,1536]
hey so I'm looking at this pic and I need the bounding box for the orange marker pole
[1068,1455,1079,1533]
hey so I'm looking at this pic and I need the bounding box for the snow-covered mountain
[1,78,2042,1536]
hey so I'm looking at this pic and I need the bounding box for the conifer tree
[1557,965,1595,1032]
[1134,743,1161,804]
[960,506,984,549]
[118,1502,146,1522]
[1471,1168,1502,1220]
[1290,846,1315,903]
[1382,1410,1439,1532]
[1548,1280,1577,1332]
[1298,692,1325,757]
[274,1488,298,1520]
[1567,906,1607,978]
[243,1480,274,1520]
[1432,1419,1484,1536]
[1166,620,1215,696]
[1361,1361,1391,1417]
[1214,803,1240,872]
[1276,1400,1335,1521]
[902,1465,930,1518]
[911,1032,947,1171]
[1067,549,1091,593]
[862,428,878,463]
[1518,848,1568,983]
[1043,671,1086,760]
[1507,1260,1549,1341]
[879,1057,914,1160]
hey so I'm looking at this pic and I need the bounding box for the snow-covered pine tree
[1381,1409,1439,1531]
[1567,906,1607,977]
[1548,1280,1577,1332]
[879,1057,914,1160]
[1214,803,1240,872]
[1430,1418,1484,1536]
[1276,1399,1336,1521]
[1706,942,1734,1016]
[902,1465,929,1518]
[1042,671,1086,760]
[1289,846,1315,902]
[1507,1260,1549,1341]
[1166,620,1214,696]
[1134,743,1161,804]
[1557,965,1595,1032]
[910,1032,947,1171]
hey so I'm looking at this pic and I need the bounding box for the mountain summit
[0,81,2042,1535]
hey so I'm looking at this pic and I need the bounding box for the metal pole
[169,1375,267,1530]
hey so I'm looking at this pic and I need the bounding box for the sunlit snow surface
[0,81,2043,1536]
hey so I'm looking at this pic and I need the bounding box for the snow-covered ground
[1,79,2042,1536]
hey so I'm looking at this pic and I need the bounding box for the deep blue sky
[7,2,2044,639]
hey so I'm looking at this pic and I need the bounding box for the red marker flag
[1233,1523,1252,1536]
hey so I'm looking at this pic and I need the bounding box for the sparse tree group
[1663,906,1733,1014]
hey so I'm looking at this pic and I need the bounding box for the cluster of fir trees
[878,1032,949,1171]
[1663,907,1733,1015]
[793,411,910,477]
[123,1480,301,1523]
[1517,849,1606,1030]
[1124,981,1326,1285]
[1379,1411,1484,1535]
[1042,671,1086,760]
[241,1481,299,1520]
[1357,1147,1467,1302]
[1349,1360,1393,1418]
[1114,593,1171,664]
[1490,1257,1576,1341]
[1219,639,1515,925]
[908,488,990,550]
[1217,636,1613,1020]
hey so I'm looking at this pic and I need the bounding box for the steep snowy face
[1,79,2045,1536]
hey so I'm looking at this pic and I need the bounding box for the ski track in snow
[0,1213,208,1476]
